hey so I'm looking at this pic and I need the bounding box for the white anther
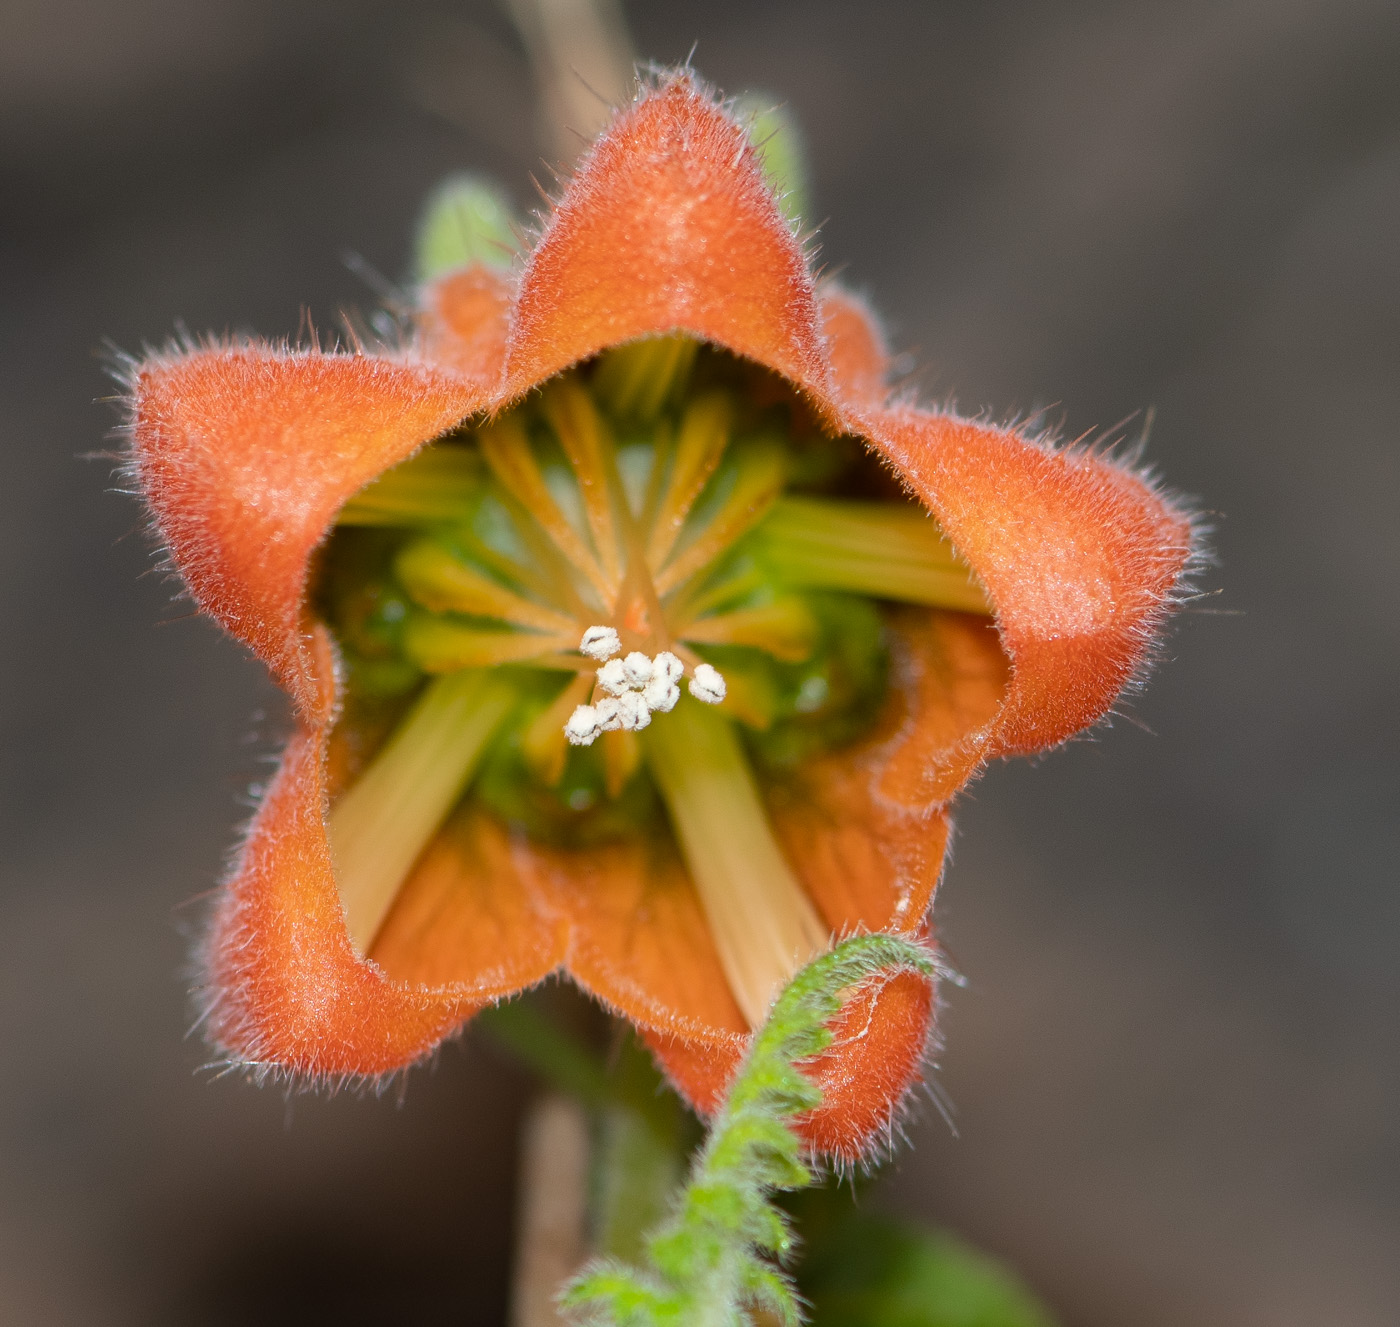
[579,625,621,660]
[653,651,684,683]
[643,676,680,713]
[564,705,602,746]
[597,658,630,696]
[688,663,727,705]
[594,696,623,731]
[616,691,652,731]
[622,651,654,687]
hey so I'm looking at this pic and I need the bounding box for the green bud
[735,92,810,224]
[413,173,519,283]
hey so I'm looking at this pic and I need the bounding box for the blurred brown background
[2,1,1397,1323]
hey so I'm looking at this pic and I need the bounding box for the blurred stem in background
[504,0,636,165]
[480,999,697,1327]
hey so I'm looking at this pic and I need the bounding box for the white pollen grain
[616,691,651,731]
[597,658,630,695]
[689,663,727,704]
[579,625,621,660]
[644,676,680,713]
[622,652,654,687]
[594,696,623,731]
[564,705,601,746]
[653,651,683,683]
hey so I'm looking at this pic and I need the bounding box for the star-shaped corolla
[126,72,1193,1161]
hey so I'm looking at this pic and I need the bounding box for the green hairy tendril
[562,932,935,1327]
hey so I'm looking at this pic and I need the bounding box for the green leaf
[799,1212,1058,1327]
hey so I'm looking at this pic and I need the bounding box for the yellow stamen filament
[522,673,593,785]
[395,539,578,635]
[523,652,605,674]
[756,496,991,613]
[635,419,673,529]
[403,618,576,672]
[707,664,778,730]
[653,440,788,595]
[606,468,674,658]
[337,445,482,525]
[489,487,600,621]
[643,699,830,1028]
[479,416,614,603]
[677,598,818,663]
[665,563,765,627]
[330,670,515,953]
[592,335,698,422]
[645,393,733,570]
[543,380,624,589]
[446,515,563,608]
[601,728,641,798]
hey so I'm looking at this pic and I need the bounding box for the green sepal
[414,172,520,282]
[735,92,810,224]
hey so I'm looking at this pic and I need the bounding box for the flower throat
[317,337,989,1027]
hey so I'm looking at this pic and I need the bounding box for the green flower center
[317,338,988,1025]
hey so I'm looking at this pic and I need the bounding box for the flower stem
[510,1094,591,1327]
[591,1034,693,1263]
[757,494,991,613]
[479,997,612,1107]
[642,698,829,1028]
[329,669,516,953]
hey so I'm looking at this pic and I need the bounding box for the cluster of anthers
[564,625,726,745]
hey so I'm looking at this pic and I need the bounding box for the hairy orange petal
[540,837,751,1040]
[369,807,567,992]
[131,347,483,718]
[203,714,481,1077]
[767,726,950,931]
[640,1029,741,1117]
[864,406,1192,768]
[418,263,514,386]
[503,74,835,417]
[371,817,750,1042]
[819,285,890,409]
[875,609,1013,810]
[798,966,934,1162]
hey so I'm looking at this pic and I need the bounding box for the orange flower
[127,73,1192,1161]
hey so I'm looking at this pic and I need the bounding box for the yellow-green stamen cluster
[321,338,989,1021]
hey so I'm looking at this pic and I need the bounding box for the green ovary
[317,339,990,1019]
